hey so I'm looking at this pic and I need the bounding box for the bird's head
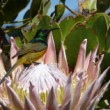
[35,28,59,38]
[30,28,59,43]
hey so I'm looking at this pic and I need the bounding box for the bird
[0,28,59,85]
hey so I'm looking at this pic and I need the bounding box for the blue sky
[16,0,78,20]
[48,0,78,15]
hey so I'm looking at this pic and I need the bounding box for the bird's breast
[18,48,47,64]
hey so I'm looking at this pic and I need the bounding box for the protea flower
[0,32,109,110]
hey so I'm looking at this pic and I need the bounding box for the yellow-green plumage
[12,42,47,58]
[17,47,47,64]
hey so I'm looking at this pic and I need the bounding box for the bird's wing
[12,43,47,58]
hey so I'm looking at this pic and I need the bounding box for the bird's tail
[0,63,18,85]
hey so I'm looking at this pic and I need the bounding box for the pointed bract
[6,85,23,110]
[91,67,110,99]
[29,82,43,110]
[91,45,99,61]
[0,49,6,77]
[84,51,91,71]
[10,37,18,66]
[70,76,82,110]
[95,81,110,105]
[74,39,87,74]
[44,32,57,64]
[87,81,110,110]
[58,44,69,76]
[78,80,96,110]
[86,96,97,110]
[46,87,58,110]
[10,37,24,81]
[86,45,99,82]
[86,54,95,82]
[62,74,72,106]
[24,96,36,110]
[62,100,71,110]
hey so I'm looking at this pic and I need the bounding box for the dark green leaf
[100,88,110,106]
[7,25,24,39]
[64,25,98,68]
[23,10,30,21]
[86,14,101,28]
[37,15,51,29]
[38,16,61,52]
[3,0,29,21]
[30,0,42,18]
[101,51,110,74]
[92,16,107,51]
[101,51,110,103]
[106,28,110,52]
[97,0,110,12]
[97,99,110,109]
[53,4,65,22]
[52,23,61,53]
[0,9,4,26]
[60,15,86,41]
[86,13,110,51]
[86,13,110,29]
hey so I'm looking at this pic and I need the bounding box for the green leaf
[92,16,107,51]
[2,45,10,56]
[53,4,65,22]
[8,28,23,37]
[21,15,51,42]
[60,15,86,41]
[64,25,98,68]
[43,0,51,14]
[30,0,42,18]
[21,26,38,42]
[97,0,110,12]
[37,15,51,29]
[106,28,110,52]
[3,0,29,21]
[51,23,62,53]
[37,15,61,53]
[14,37,22,48]
[101,51,110,85]
[87,13,110,30]
[98,99,110,109]
[101,51,110,71]
[86,13,110,51]
[60,16,75,40]
[23,10,30,20]
[29,14,39,27]
[0,9,4,26]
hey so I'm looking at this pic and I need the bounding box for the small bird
[0,28,59,85]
